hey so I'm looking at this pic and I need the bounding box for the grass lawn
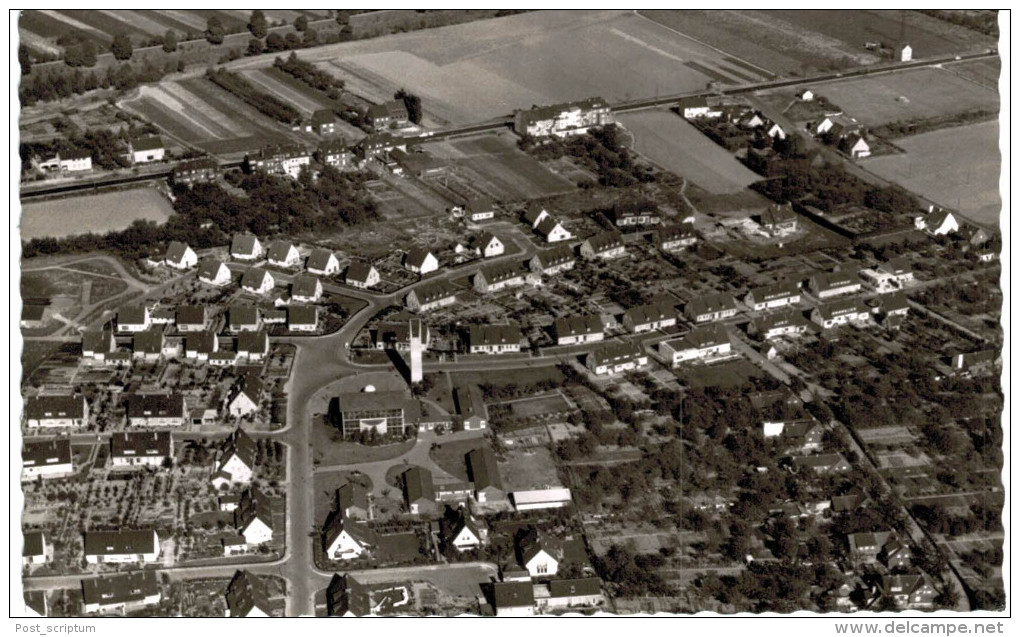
[429,438,489,482]
[20,341,60,380]
[498,447,562,491]
[500,392,572,419]
[450,365,564,388]
[310,420,417,467]
[677,358,762,388]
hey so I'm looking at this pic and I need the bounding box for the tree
[65,40,98,68]
[265,32,286,53]
[395,88,423,124]
[249,10,268,38]
[205,17,225,45]
[162,30,178,53]
[294,15,308,31]
[246,38,265,57]
[110,33,133,60]
[18,44,31,76]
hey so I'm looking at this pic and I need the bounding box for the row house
[356,132,407,160]
[171,157,218,186]
[473,263,527,294]
[553,315,604,346]
[22,439,73,482]
[811,299,871,329]
[132,330,175,361]
[609,205,661,227]
[82,330,117,363]
[83,530,160,565]
[247,145,311,179]
[659,324,731,366]
[745,281,801,311]
[176,306,208,332]
[468,323,522,354]
[117,306,150,333]
[405,280,458,312]
[110,431,173,468]
[126,393,188,427]
[622,301,677,333]
[529,245,575,276]
[586,341,647,376]
[82,572,160,615]
[752,309,810,340]
[808,271,863,299]
[184,331,219,361]
[685,292,738,323]
[228,305,261,332]
[656,223,697,252]
[512,97,613,138]
[25,394,88,428]
[579,231,626,260]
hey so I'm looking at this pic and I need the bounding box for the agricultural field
[119,78,298,156]
[18,10,253,48]
[240,68,339,118]
[618,110,760,195]
[425,134,576,201]
[812,67,999,127]
[236,9,775,127]
[20,188,175,240]
[945,58,1000,90]
[864,120,1000,228]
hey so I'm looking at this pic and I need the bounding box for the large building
[659,324,731,366]
[248,145,312,179]
[22,439,73,482]
[336,388,417,437]
[512,97,614,138]
[84,529,160,564]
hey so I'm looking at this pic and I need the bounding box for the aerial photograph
[14,8,1005,622]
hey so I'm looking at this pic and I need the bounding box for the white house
[109,431,173,469]
[266,240,301,268]
[586,341,648,376]
[198,259,232,286]
[184,331,219,360]
[517,529,560,577]
[811,299,871,329]
[83,529,160,564]
[406,281,458,312]
[480,233,505,258]
[164,241,197,270]
[915,208,959,236]
[536,217,573,243]
[130,136,165,164]
[580,231,625,259]
[57,149,92,172]
[745,282,802,311]
[444,512,483,552]
[404,247,440,274]
[287,306,319,332]
[809,271,863,299]
[345,261,380,289]
[323,515,374,560]
[468,324,522,354]
[237,330,269,362]
[553,315,604,346]
[241,268,275,295]
[529,245,576,276]
[765,122,787,140]
[474,263,527,294]
[226,375,262,419]
[465,196,496,221]
[841,133,871,159]
[306,249,341,276]
[291,274,323,303]
[659,324,731,365]
[797,89,815,101]
[492,582,535,617]
[117,306,151,333]
[212,429,257,489]
[25,394,88,428]
[82,572,161,615]
[22,439,74,482]
[230,234,263,261]
[235,488,274,546]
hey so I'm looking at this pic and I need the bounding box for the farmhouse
[586,341,648,376]
[172,157,218,185]
[164,241,197,270]
[454,384,488,430]
[402,466,437,515]
[57,148,92,172]
[791,453,851,474]
[198,259,232,286]
[468,324,522,354]
[512,97,614,138]
[465,196,496,221]
[405,280,458,312]
[580,231,626,259]
[337,482,371,521]
[248,145,312,179]
[291,274,323,303]
[345,261,380,289]
[84,530,160,564]
[266,240,301,268]
[129,136,165,164]
[241,268,275,295]
[760,203,799,236]
[317,140,355,170]
[745,281,802,311]
[287,305,319,332]
[529,245,576,275]
[678,95,721,119]
[22,439,73,482]
[226,375,262,418]
[322,515,375,560]
[225,570,272,618]
[685,292,739,323]
[110,431,172,468]
[656,223,698,252]
[234,487,274,546]
[622,301,677,333]
[473,263,527,294]
[752,309,810,339]
[809,271,863,299]
[184,331,219,360]
[126,393,188,427]
[403,247,440,274]
[811,299,871,329]
[176,305,208,332]
[762,420,824,451]
[212,428,257,488]
[82,572,161,615]
[467,446,505,503]
[25,394,88,428]
[117,305,151,333]
[553,315,604,346]
[659,324,732,365]
[230,234,264,261]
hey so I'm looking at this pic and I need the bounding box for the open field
[426,134,576,201]
[945,58,1000,91]
[20,188,175,240]
[864,121,1000,227]
[241,68,339,118]
[812,67,999,127]
[498,447,562,491]
[215,10,772,127]
[619,111,760,194]
[495,392,572,419]
[18,10,252,48]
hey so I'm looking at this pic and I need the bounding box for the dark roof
[515,97,610,125]
[549,578,602,598]
[228,305,259,326]
[322,513,376,552]
[164,241,190,263]
[132,135,163,151]
[466,196,494,213]
[287,305,318,326]
[22,439,72,468]
[535,215,565,236]
[81,572,159,608]
[306,248,337,271]
[338,481,370,513]
[880,257,912,276]
[761,203,797,226]
[793,453,847,469]
[266,240,296,263]
[882,292,910,314]
[589,341,643,367]
[402,466,435,504]
[235,487,273,532]
[61,148,91,160]
[176,305,206,326]
[83,529,155,556]
[127,393,186,419]
[748,281,801,302]
[317,140,349,155]
[21,305,46,322]
[185,331,217,354]
[291,273,321,297]
[24,590,47,616]
[110,431,171,458]
[132,330,164,354]
[467,447,503,492]
[815,298,866,321]
[811,271,860,292]
[532,245,575,268]
[477,262,525,284]
[673,324,729,350]
[554,315,603,338]
[687,292,737,317]
[754,308,809,332]
[231,374,263,404]
[624,301,675,326]
[410,279,457,304]
[346,260,376,282]
[225,570,271,617]
[219,428,258,472]
[26,394,86,420]
[197,258,228,280]
[173,157,217,174]
[492,581,534,609]
[677,95,708,109]
[24,531,45,557]
[311,109,336,125]
[241,267,272,289]
[231,234,260,255]
[656,223,696,243]
[404,247,435,269]
[237,330,268,354]
[469,324,521,348]
[118,305,148,325]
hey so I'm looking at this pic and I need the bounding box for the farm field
[223,10,773,127]
[864,121,1001,228]
[811,67,999,127]
[20,188,175,240]
[18,10,253,48]
[425,134,576,201]
[119,78,297,156]
[946,58,1000,90]
[619,110,760,194]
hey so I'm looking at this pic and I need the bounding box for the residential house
[317,140,355,170]
[797,89,815,101]
[226,375,262,418]
[609,204,661,227]
[110,431,173,468]
[22,439,73,482]
[914,207,959,236]
[745,281,802,311]
[355,132,407,160]
[184,331,219,360]
[894,43,913,62]
[309,108,337,136]
[237,330,269,362]
[586,341,648,376]
[477,232,504,258]
[538,579,605,613]
[523,203,551,229]
[405,280,458,312]
[58,148,92,172]
[225,570,272,618]
[953,350,1001,375]
[176,306,208,332]
[287,305,319,332]
[322,514,374,560]
[529,245,576,276]
[367,99,410,130]
[198,258,232,286]
[880,291,910,320]
[82,329,116,362]
[762,420,824,451]
[752,309,810,340]
[678,96,714,119]
[24,590,47,616]
[553,315,604,346]
[25,394,88,428]
[117,306,151,333]
[659,324,732,365]
[440,507,483,552]
[622,301,676,333]
[291,274,323,303]
[467,446,505,503]
[740,111,767,129]
[23,531,52,566]
[848,531,911,568]
[765,121,787,140]
[809,271,863,299]
[228,305,261,332]
[491,582,535,617]
[212,428,258,489]
[872,574,936,610]
[656,223,697,252]
[465,196,496,221]
[83,529,160,564]
[131,330,165,361]
[454,384,488,431]
[266,240,301,268]
[171,157,218,185]
[248,145,311,179]
[402,466,437,515]
[306,248,341,276]
[535,216,573,243]
[791,453,852,474]
[760,203,799,236]
[126,393,188,427]
[164,241,197,270]
[403,247,440,274]
[241,268,275,295]
[811,299,871,329]
[512,97,614,138]
[686,292,739,323]
[517,528,561,578]
[580,231,626,259]
[234,487,274,546]
[230,234,263,261]
[345,261,379,289]
[130,136,164,164]
[840,133,871,158]
[474,263,527,294]
[81,572,161,615]
[468,323,522,354]
[337,482,371,521]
